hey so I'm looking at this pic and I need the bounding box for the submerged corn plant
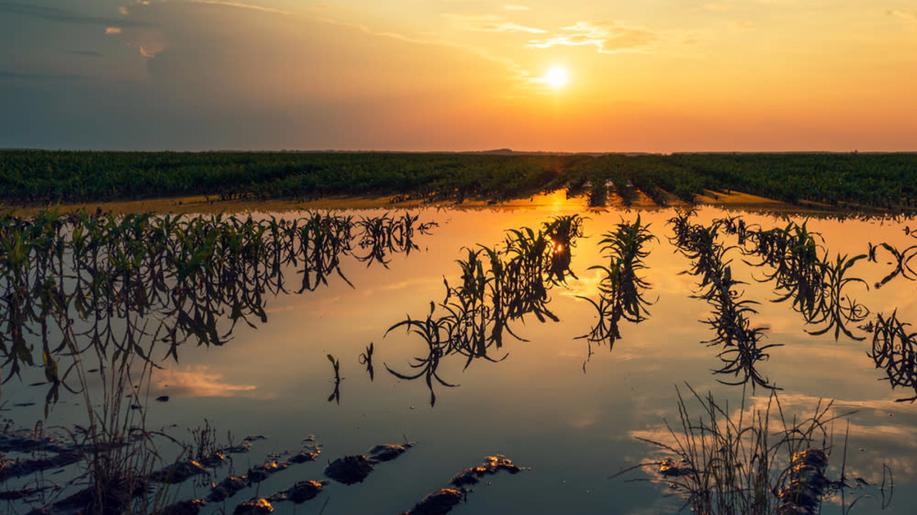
[868,241,916,289]
[577,215,655,351]
[385,215,583,405]
[670,211,780,389]
[327,354,342,405]
[868,311,917,402]
[0,210,433,397]
[719,216,871,342]
[718,215,917,403]
[0,209,434,514]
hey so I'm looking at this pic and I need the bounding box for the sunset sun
[542,66,570,90]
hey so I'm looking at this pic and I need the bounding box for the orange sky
[1,1,916,150]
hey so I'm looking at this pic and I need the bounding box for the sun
[542,66,570,90]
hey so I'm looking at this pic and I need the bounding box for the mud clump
[234,497,273,515]
[324,442,413,485]
[324,455,375,485]
[657,458,694,478]
[247,460,288,483]
[404,487,464,515]
[47,476,147,515]
[271,480,327,504]
[0,487,47,502]
[405,455,523,515]
[450,455,520,487]
[777,449,830,515]
[208,475,247,502]
[198,450,227,468]
[158,498,206,515]
[369,443,413,462]
[149,459,207,484]
[289,446,321,464]
[0,430,82,481]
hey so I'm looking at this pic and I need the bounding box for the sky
[1,0,916,152]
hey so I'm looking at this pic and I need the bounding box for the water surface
[3,202,915,514]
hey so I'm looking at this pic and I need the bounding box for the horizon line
[3,147,917,155]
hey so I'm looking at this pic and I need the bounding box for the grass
[615,384,891,515]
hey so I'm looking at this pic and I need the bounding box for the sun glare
[542,66,570,90]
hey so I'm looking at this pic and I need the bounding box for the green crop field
[1,150,914,211]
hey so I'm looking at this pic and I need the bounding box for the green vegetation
[1,150,915,211]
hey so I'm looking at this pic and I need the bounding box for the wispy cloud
[444,13,545,34]
[0,69,84,81]
[702,2,733,12]
[314,13,529,79]
[527,21,654,54]
[154,366,259,398]
[139,46,160,59]
[182,0,291,15]
[0,1,150,27]
[888,9,917,23]
[503,4,530,11]
[67,50,104,58]
[121,0,290,17]
[491,22,545,34]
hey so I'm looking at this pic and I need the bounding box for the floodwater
[2,198,916,514]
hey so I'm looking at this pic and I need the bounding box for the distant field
[0,150,914,211]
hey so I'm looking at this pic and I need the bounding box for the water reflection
[384,215,583,405]
[577,216,655,353]
[0,210,434,514]
[717,215,917,401]
[722,216,871,341]
[621,385,893,515]
[0,210,433,410]
[868,241,916,289]
[1,206,916,514]
[869,312,917,402]
[670,211,779,389]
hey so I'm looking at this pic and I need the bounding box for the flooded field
[1,198,915,514]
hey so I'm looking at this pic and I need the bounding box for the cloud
[154,366,259,398]
[888,9,917,23]
[139,45,161,59]
[503,4,530,11]
[314,13,528,77]
[527,21,654,54]
[105,26,122,35]
[444,13,545,34]
[0,1,150,27]
[491,22,546,34]
[0,69,83,81]
[702,2,733,12]
[67,50,104,58]
[181,0,291,15]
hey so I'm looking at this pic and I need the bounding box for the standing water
[1,201,914,514]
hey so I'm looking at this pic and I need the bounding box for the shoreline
[0,189,898,218]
